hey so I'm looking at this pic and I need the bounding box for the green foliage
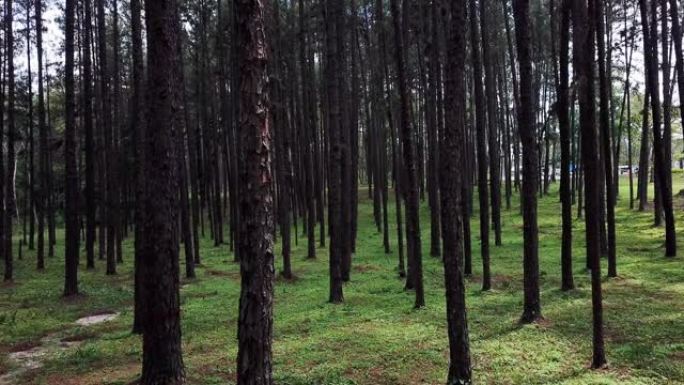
[0,178,683,384]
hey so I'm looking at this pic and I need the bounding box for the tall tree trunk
[426,0,441,258]
[469,0,492,291]
[574,0,607,368]
[390,0,424,308]
[299,0,316,260]
[442,1,473,382]
[513,0,541,323]
[83,0,96,269]
[595,0,617,276]
[177,63,195,280]
[481,0,502,247]
[64,0,80,296]
[637,83,650,211]
[131,0,145,334]
[4,0,16,282]
[35,0,47,270]
[140,0,186,380]
[111,0,123,265]
[97,0,116,275]
[557,0,574,291]
[25,4,35,252]
[640,0,676,257]
[235,0,275,381]
[670,0,684,145]
[325,0,344,303]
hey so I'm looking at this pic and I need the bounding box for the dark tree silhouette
[469,0,492,292]
[139,0,186,380]
[513,0,541,323]
[235,0,275,382]
[575,0,607,368]
[442,0,473,382]
[556,0,574,291]
[325,0,344,304]
[63,0,79,297]
[83,0,96,270]
[390,0,424,308]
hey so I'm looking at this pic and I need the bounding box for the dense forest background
[0,0,683,383]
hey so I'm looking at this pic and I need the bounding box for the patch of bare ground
[205,269,240,279]
[43,362,140,385]
[276,272,300,282]
[353,263,381,273]
[75,310,119,326]
[671,351,684,362]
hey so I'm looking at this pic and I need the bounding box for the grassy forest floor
[0,176,683,385]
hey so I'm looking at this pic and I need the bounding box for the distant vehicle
[619,165,638,174]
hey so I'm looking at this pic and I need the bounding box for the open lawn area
[1,177,683,385]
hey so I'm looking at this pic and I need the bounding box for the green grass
[0,176,683,384]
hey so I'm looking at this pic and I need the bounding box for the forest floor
[0,176,683,385]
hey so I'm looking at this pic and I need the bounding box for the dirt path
[0,312,119,384]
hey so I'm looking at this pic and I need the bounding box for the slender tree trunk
[177,69,195,280]
[299,0,316,260]
[637,84,650,211]
[272,1,293,280]
[595,0,617,276]
[670,0,684,145]
[97,0,116,275]
[426,0,441,258]
[481,0,502,246]
[513,0,541,323]
[25,5,35,252]
[131,0,145,334]
[640,0,676,257]
[4,0,16,282]
[390,0,424,308]
[469,0,492,291]
[83,0,96,270]
[35,0,47,270]
[64,0,80,296]
[575,0,607,367]
[325,0,344,303]
[557,0,574,291]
